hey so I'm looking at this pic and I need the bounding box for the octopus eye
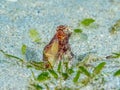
[63,27,71,34]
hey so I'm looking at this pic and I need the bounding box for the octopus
[43,25,74,68]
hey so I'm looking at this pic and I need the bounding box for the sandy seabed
[0,0,120,90]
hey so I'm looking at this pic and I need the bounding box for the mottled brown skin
[43,25,74,68]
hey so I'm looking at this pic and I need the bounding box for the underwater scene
[0,0,120,90]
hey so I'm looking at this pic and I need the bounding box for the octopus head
[56,25,72,40]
